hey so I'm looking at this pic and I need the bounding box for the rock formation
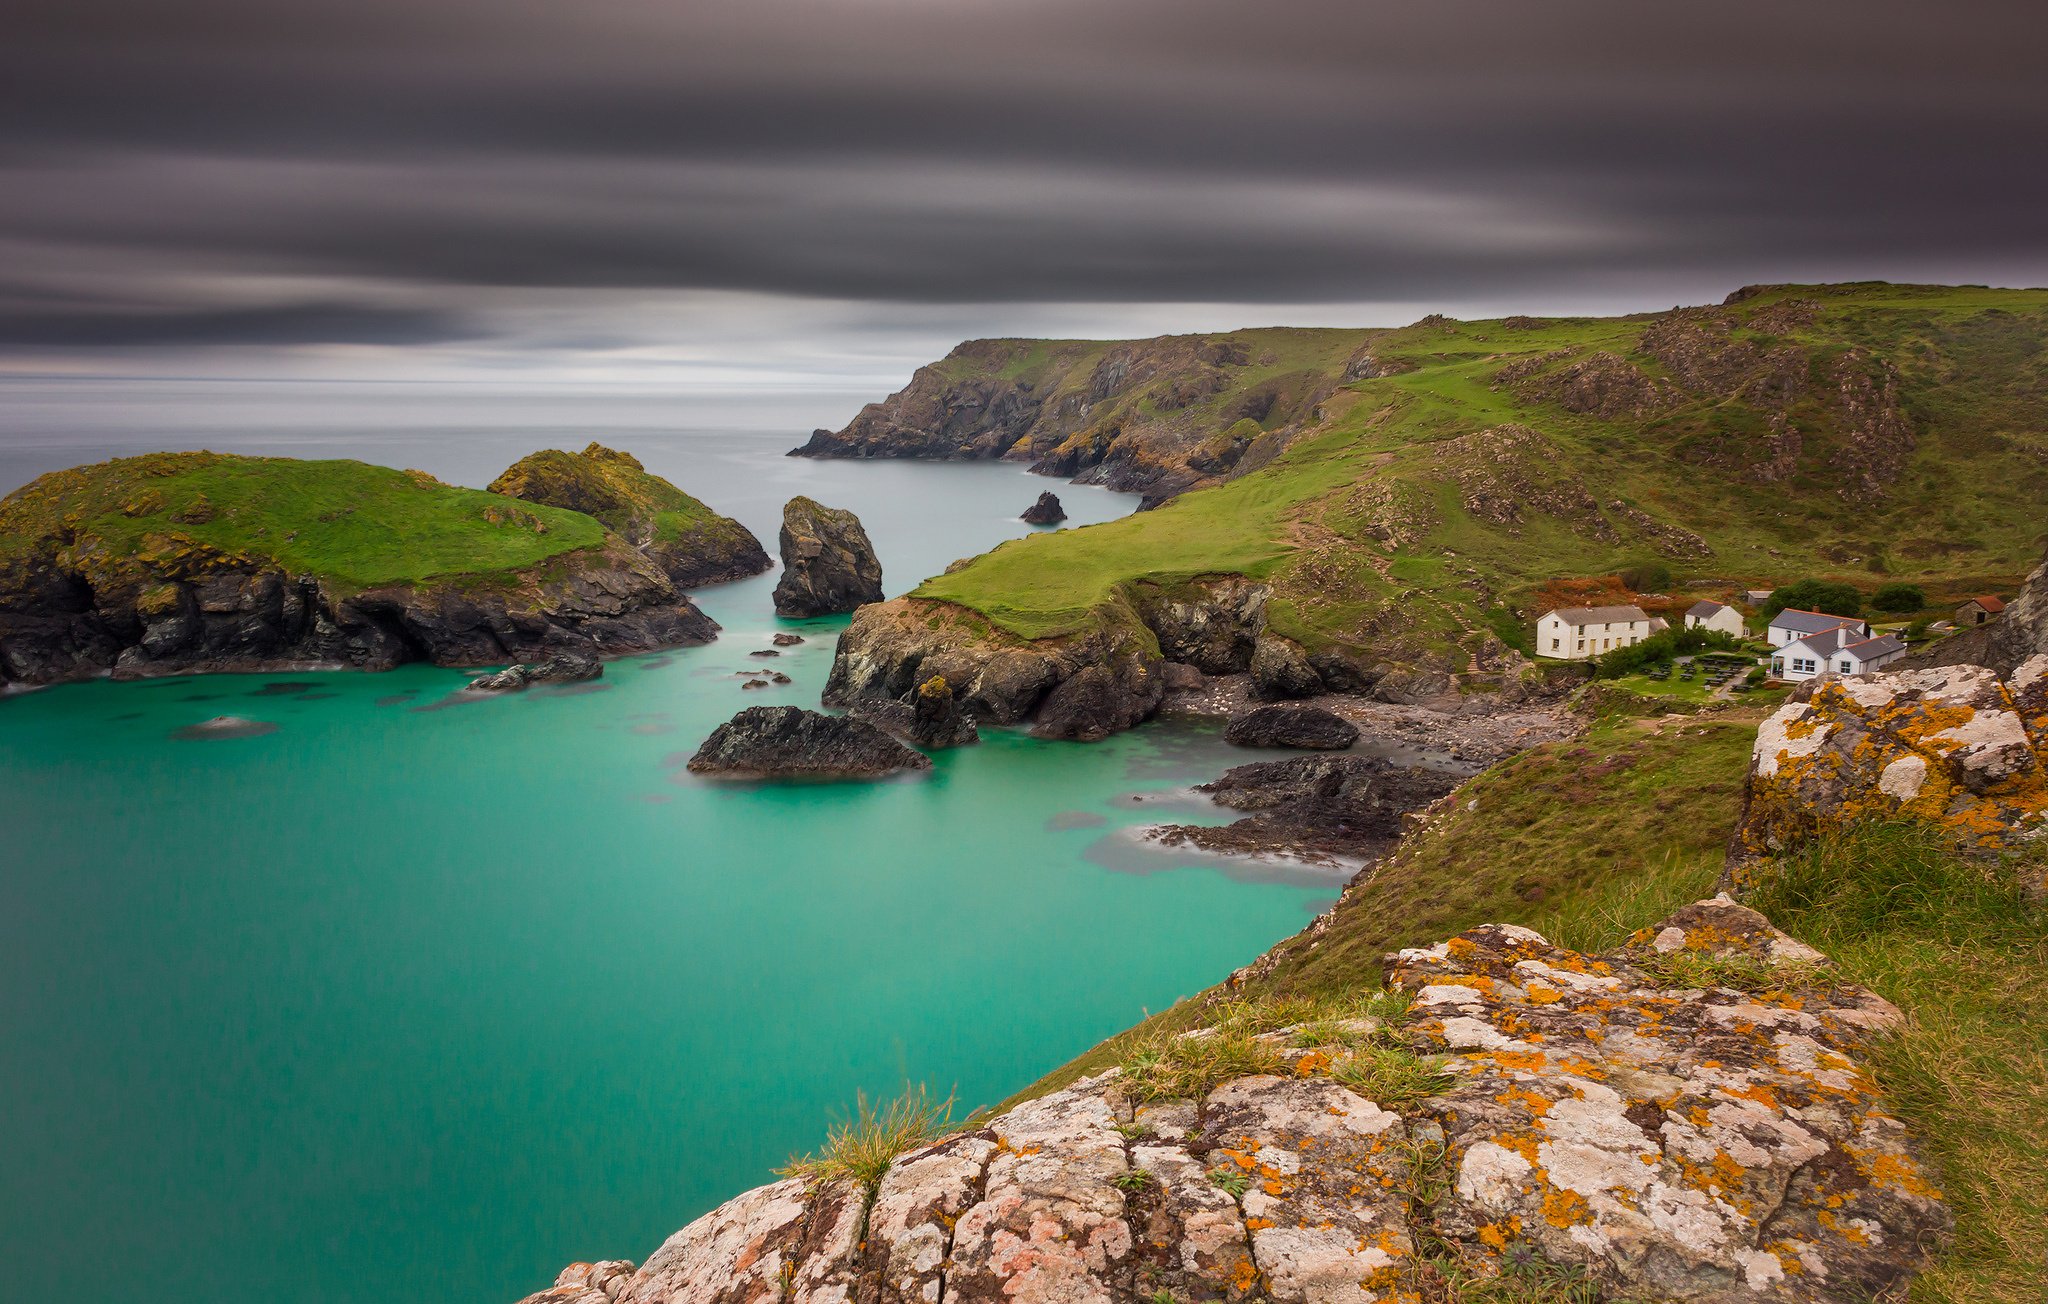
[0,453,719,688]
[1153,754,1461,862]
[772,498,883,618]
[847,673,980,748]
[1222,703,1360,750]
[489,444,771,588]
[686,706,931,779]
[466,653,602,693]
[515,899,1949,1304]
[1731,658,2048,867]
[1021,491,1067,524]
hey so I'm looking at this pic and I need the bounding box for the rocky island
[489,443,771,588]
[772,497,883,617]
[686,706,932,778]
[0,452,727,686]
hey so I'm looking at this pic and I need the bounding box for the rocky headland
[686,705,932,779]
[0,452,721,687]
[489,443,771,588]
[773,497,884,618]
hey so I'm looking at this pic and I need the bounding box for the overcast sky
[4,0,2044,390]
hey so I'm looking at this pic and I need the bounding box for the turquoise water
[0,422,1340,1304]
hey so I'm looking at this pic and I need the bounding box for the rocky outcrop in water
[466,653,602,693]
[846,673,980,748]
[686,706,931,778]
[1223,703,1360,750]
[772,498,883,618]
[1021,491,1067,524]
[516,899,1947,1304]
[489,444,771,588]
[1730,658,2048,869]
[1153,754,1462,862]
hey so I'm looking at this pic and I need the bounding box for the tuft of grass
[1330,1046,1455,1106]
[777,1084,956,1191]
[1414,1244,1606,1304]
[1111,1168,1157,1194]
[1746,824,2048,1303]
[1118,1030,1287,1103]
[1630,949,1835,995]
[1208,1166,1252,1199]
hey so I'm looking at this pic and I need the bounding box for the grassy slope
[0,452,606,590]
[1005,703,2045,1299]
[915,284,2048,660]
[488,445,756,553]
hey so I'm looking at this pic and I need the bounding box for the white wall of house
[1686,605,1746,638]
[1536,613,1653,660]
[1770,636,1904,681]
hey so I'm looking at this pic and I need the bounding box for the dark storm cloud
[1,0,2043,354]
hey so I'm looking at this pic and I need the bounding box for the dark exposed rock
[1020,491,1067,525]
[771,633,804,646]
[1134,578,1268,674]
[1223,703,1360,750]
[772,497,883,618]
[685,706,931,778]
[466,653,602,692]
[846,673,980,748]
[1250,634,1322,700]
[1034,661,1164,742]
[748,649,780,658]
[1151,753,1462,860]
[1374,668,1454,705]
[1308,648,1384,694]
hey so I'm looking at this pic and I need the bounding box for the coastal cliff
[0,452,719,686]
[819,284,2048,741]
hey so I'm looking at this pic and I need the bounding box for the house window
[1793,658,1816,673]
[1839,660,1854,673]
[1771,657,1784,675]
[1551,639,1559,651]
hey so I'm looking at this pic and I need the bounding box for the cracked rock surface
[518,899,1948,1304]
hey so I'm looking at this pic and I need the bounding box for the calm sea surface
[0,381,1340,1304]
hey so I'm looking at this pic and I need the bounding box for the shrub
[1870,582,1927,614]
[1762,579,1863,619]
[1593,626,1743,678]
[1617,560,1673,593]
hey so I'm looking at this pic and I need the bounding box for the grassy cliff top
[487,442,751,550]
[914,283,2048,661]
[0,452,606,590]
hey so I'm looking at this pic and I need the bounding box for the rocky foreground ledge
[517,898,1946,1304]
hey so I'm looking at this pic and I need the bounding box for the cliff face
[0,453,718,686]
[516,899,1949,1304]
[791,330,1369,504]
[489,443,771,589]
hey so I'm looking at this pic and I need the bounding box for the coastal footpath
[0,451,752,686]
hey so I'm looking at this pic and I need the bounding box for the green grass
[904,284,2048,665]
[0,452,605,590]
[777,1084,956,1191]
[1744,825,2048,1303]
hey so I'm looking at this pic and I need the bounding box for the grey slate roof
[1550,604,1649,626]
[1685,600,1732,619]
[1846,634,1906,661]
[1771,608,1865,636]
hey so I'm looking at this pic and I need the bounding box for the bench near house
[1536,604,1653,660]
[1770,628,1908,681]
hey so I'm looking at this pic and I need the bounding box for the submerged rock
[516,899,1949,1304]
[685,705,931,778]
[466,653,602,693]
[171,714,279,740]
[772,497,883,617]
[1021,490,1067,524]
[1223,703,1360,750]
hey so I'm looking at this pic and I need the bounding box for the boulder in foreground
[772,497,883,617]
[686,705,931,778]
[1223,702,1360,749]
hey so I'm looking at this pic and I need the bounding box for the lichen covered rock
[1732,659,2048,864]
[516,902,1948,1304]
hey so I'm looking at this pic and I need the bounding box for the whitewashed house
[1684,600,1746,638]
[1770,628,1907,681]
[1766,607,1870,648]
[1536,604,1654,659]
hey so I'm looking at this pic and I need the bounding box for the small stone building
[1956,595,2005,626]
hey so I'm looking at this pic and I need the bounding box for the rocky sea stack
[772,497,883,617]
[488,443,770,589]
[1021,491,1066,524]
[1223,702,1360,749]
[847,673,980,748]
[686,705,932,778]
[0,452,718,687]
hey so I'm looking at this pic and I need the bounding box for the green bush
[1594,626,1744,678]
[1762,579,1863,619]
[1870,582,1927,614]
[1618,560,1673,593]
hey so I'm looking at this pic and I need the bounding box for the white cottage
[1536,604,1653,660]
[1765,607,1870,649]
[1683,600,1746,638]
[1770,629,1907,681]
